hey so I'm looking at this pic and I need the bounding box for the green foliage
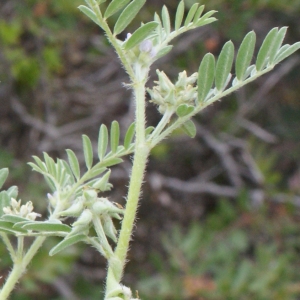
[49,233,87,256]
[176,104,195,117]
[21,222,71,233]
[152,3,216,48]
[105,0,131,19]
[174,1,185,31]
[0,20,22,45]
[0,169,9,189]
[197,53,215,102]
[124,22,159,50]
[26,120,133,194]
[235,31,256,81]
[215,41,234,92]
[110,120,120,154]
[181,120,197,138]
[113,0,146,35]
[199,27,300,102]
[1,1,300,299]
[78,5,102,27]
[138,198,300,300]
[8,50,41,89]
[0,121,132,268]
[0,0,83,92]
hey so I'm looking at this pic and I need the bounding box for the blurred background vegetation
[1,0,300,299]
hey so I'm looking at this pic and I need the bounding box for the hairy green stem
[92,215,113,258]
[90,0,135,80]
[150,109,174,141]
[105,79,149,297]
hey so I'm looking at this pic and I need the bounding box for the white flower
[139,40,157,58]
[3,199,41,220]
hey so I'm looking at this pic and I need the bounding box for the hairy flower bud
[157,70,174,92]
[92,198,124,217]
[176,71,188,88]
[73,209,92,226]
[148,70,198,114]
[27,212,42,221]
[102,215,118,242]
[10,198,20,210]
[83,189,98,202]
[60,200,84,217]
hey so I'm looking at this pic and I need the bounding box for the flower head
[148,70,198,113]
[3,198,41,220]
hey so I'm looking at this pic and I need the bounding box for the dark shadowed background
[1,0,300,299]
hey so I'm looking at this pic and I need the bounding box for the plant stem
[90,0,135,80]
[105,78,149,297]
[92,215,113,258]
[0,236,45,300]
[0,233,16,260]
[0,208,60,299]
[149,109,174,141]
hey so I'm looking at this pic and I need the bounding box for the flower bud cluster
[60,187,124,243]
[3,198,41,220]
[148,70,198,114]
